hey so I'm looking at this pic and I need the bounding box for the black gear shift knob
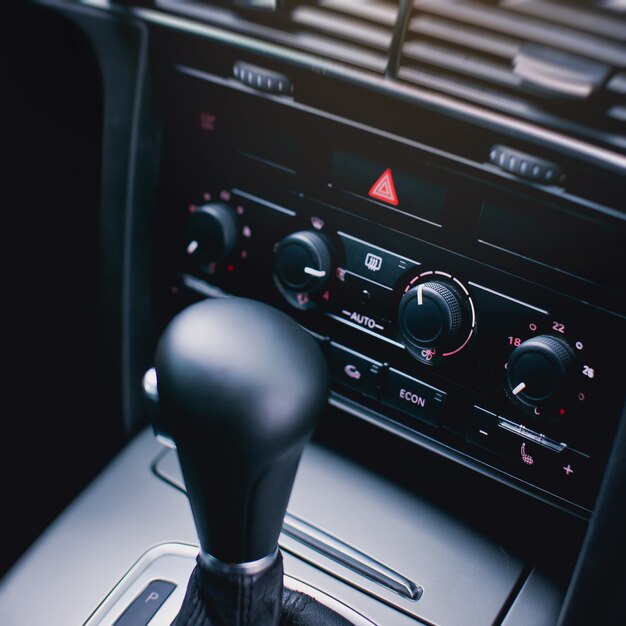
[155,297,328,565]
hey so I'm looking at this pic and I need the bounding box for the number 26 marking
[582,365,595,379]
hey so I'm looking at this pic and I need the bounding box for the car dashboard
[1,1,625,625]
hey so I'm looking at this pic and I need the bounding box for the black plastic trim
[557,400,626,626]
[38,0,161,432]
[328,393,591,521]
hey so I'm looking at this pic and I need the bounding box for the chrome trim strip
[283,514,422,600]
[198,547,279,576]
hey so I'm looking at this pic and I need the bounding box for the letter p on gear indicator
[369,168,399,206]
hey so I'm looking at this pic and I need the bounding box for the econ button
[382,368,447,427]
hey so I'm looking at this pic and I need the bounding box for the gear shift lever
[152,297,330,625]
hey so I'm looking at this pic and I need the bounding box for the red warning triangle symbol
[368,168,398,206]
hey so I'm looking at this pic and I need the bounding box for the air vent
[157,0,400,73]
[399,0,626,151]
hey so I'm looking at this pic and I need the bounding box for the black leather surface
[280,588,353,626]
[173,553,283,626]
[173,552,353,626]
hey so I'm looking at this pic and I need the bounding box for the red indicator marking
[368,168,398,206]
[559,408,566,416]
[227,264,234,272]
[200,112,216,131]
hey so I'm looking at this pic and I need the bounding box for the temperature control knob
[398,280,468,361]
[506,335,575,407]
[273,230,333,310]
[186,203,238,266]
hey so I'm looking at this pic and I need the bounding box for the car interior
[1,1,624,625]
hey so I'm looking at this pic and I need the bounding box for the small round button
[186,203,238,266]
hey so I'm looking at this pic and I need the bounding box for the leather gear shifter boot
[173,553,283,626]
[281,588,354,626]
[173,552,353,626]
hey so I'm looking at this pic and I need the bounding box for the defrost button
[338,231,418,288]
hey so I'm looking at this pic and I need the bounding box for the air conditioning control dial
[398,273,475,364]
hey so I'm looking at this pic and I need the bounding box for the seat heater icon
[520,442,534,465]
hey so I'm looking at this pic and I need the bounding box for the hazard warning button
[369,168,398,206]
[330,150,447,224]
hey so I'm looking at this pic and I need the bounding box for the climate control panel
[155,181,621,515]
[154,70,623,516]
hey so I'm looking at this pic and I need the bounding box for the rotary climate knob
[506,335,575,407]
[186,202,238,266]
[398,280,468,362]
[273,230,333,310]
